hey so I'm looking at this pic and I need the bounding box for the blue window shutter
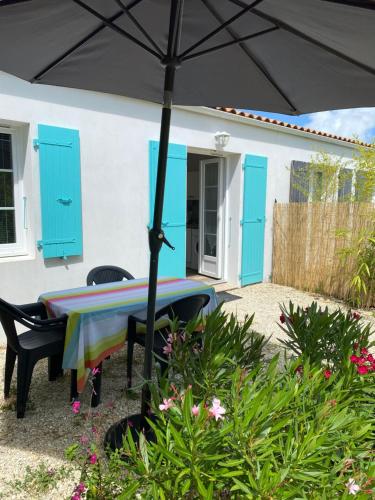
[149,140,187,278]
[240,154,267,286]
[35,124,83,259]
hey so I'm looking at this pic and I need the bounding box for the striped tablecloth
[39,277,217,392]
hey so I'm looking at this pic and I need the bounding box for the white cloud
[304,108,375,142]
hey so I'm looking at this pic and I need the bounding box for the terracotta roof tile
[215,107,372,147]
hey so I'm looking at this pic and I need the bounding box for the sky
[245,108,375,143]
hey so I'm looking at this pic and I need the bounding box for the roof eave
[175,105,369,150]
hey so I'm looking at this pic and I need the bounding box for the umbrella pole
[141,64,176,417]
[104,0,184,451]
[141,0,184,418]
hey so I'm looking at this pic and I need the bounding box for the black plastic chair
[85,265,134,406]
[0,299,67,418]
[86,266,134,286]
[126,294,210,388]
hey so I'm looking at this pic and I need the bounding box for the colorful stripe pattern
[39,277,217,392]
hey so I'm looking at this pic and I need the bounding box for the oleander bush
[66,306,375,499]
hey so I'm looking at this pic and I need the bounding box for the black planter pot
[104,413,157,453]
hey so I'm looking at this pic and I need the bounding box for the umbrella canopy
[0,0,375,114]
[1,0,375,446]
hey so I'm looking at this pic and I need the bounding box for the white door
[199,158,224,278]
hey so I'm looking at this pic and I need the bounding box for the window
[289,161,309,202]
[338,168,353,201]
[0,128,25,256]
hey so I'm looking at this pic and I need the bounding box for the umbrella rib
[200,0,298,113]
[113,0,164,57]
[323,0,375,10]
[31,10,126,82]
[229,0,375,77]
[71,0,161,60]
[179,0,265,59]
[182,27,278,61]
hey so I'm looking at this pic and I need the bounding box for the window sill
[0,251,34,263]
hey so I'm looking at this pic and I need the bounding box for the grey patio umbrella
[1,0,375,448]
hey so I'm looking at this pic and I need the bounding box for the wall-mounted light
[214,131,230,150]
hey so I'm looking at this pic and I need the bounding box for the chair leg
[16,352,34,418]
[48,352,64,381]
[70,369,78,401]
[127,320,136,389]
[4,346,17,398]
[91,363,102,408]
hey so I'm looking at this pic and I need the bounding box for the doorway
[186,152,225,280]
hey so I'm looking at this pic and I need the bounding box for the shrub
[64,307,374,499]
[69,359,374,499]
[159,307,267,398]
[278,301,375,376]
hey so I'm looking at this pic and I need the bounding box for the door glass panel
[205,164,218,186]
[205,186,217,210]
[204,234,216,257]
[205,212,217,235]
[203,163,218,257]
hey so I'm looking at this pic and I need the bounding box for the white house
[0,71,362,342]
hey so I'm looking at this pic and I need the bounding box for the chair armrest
[128,314,147,325]
[17,301,47,319]
[13,303,67,330]
[129,304,170,326]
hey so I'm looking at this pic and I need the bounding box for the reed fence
[272,202,375,308]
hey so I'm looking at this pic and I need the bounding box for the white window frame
[0,126,26,257]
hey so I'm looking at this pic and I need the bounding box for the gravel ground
[0,282,374,499]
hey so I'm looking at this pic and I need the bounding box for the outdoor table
[39,277,217,394]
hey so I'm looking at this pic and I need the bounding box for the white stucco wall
[0,72,357,342]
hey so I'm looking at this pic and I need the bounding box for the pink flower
[357,365,369,375]
[324,369,332,379]
[76,483,86,494]
[358,356,366,365]
[92,367,101,376]
[91,426,98,434]
[72,400,81,414]
[80,435,89,445]
[352,312,361,320]
[71,495,80,500]
[159,398,173,411]
[279,314,286,324]
[366,354,374,363]
[350,355,359,364]
[360,347,368,355]
[209,398,226,421]
[346,478,360,495]
[163,342,173,355]
[353,342,359,350]
[89,453,97,465]
[167,333,174,343]
[295,365,303,375]
[191,404,199,416]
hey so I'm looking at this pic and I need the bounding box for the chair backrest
[86,266,134,286]
[156,294,211,323]
[86,266,135,286]
[0,298,66,352]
